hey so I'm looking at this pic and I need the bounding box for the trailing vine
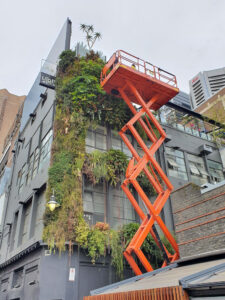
[43,49,169,277]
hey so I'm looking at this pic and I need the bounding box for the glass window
[85,126,107,153]
[12,268,23,288]
[26,153,34,185]
[111,131,132,158]
[207,160,224,183]
[200,132,207,140]
[165,147,188,180]
[187,153,209,186]
[0,193,6,226]
[32,148,40,178]
[185,127,192,134]
[21,200,32,244]
[192,129,200,137]
[34,189,46,238]
[177,124,185,131]
[11,212,18,250]
[39,130,53,171]
[112,186,136,229]
[83,181,106,225]
[18,164,26,194]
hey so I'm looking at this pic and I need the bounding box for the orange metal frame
[101,50,180,275]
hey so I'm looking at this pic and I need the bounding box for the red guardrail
[101,50,177,88]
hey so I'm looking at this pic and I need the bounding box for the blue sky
[0,0,225,95]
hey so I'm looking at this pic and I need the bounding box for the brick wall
[0,89,25,156]
[171,182,225,258]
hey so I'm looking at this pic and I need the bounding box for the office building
[160,91,191,124]
[0,19,224,300]
[0,89,25,156]
[189,67,225,109]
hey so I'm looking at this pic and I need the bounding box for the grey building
[189,67,225,109]
[0,19,224,300]
[160,91,191,124]
[170,91,191,110]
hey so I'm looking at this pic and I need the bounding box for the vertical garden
[43,50,173,277]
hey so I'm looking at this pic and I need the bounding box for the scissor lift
[101,50,180,275]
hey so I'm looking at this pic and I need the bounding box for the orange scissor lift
[101,50,180,275]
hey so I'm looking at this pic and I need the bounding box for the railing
[101,50,178,88]
[159,115,213,141]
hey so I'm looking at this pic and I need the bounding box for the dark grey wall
[0,19,71,266]
[20,18,71,131]
[158,124,223,231]
[0,245,132,300]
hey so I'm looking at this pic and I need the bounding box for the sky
[0,0,225,96]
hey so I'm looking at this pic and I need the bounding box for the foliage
[80,24,102,50]
[56,50,133,129]
[43,49,164,277]
[137,170,157,196]
[120,223,174,270]
[57,50,78,73]
[83,149,128,186]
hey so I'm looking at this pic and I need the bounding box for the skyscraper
[189,67,225,109]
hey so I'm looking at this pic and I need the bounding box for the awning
[197,166,209,176]
[189,163,200,175]
[167,158,178,168]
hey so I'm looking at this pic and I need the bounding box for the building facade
[0,19,224,300]
[171,181,225,258]
[0,89,25,156]
[160,91,191,125]
[189,67,225,109]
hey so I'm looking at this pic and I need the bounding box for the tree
[80,24,102,50]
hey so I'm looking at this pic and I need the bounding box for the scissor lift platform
[101,50,179,110]
[101,50,180,275]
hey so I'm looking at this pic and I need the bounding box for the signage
[69,268,75,281]
[40,72,56,89]
[192,76,199,84]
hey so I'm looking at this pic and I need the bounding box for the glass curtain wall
[84,126,136,228]
[165,147,188,180]
[187,153,209,186]
[207,160,224,183]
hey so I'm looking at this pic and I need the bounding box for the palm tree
[80,24,102,50]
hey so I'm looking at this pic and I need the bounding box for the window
[12,267,23,288]
[32,148,40,178]
[208,160,224,183]
[34,189,46,238]
[83,180,106,225]
[26,153,34,185]
[30,113,36,125]
[17,170,22,186]
[11,212,18,250]
[21,201,32,244]
[1,278,9,293]
[0,193,6,226]
[112,186,136,229]
[18,164,26,194]
[111,131,132,157]
[39,130,53,170]
[85,126,107,153]
[165,147,188,180]
[187,153,209,186]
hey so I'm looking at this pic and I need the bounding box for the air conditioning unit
[199,144,213,155]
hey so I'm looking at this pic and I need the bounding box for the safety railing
[101,50,178,88]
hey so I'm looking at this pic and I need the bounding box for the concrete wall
[171,182,225,258]
[0,244,131,300]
